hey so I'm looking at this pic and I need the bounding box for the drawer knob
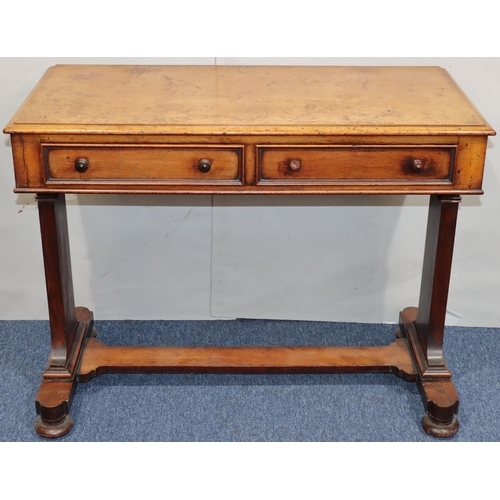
[289,159,302,171]
[412,159,426,173]
[198,159,212,173]
[74,158,89,173]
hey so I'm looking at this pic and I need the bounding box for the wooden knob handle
[74,158,89,173]
[289,159,302,171]
[198,159,212,173]
[412,159,425,173]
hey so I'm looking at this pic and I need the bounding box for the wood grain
[5,66,494,193]
[416,195,461,367]
[4,65,495,136]
[37,194,78,369]
[78,338,418,381]
[45,144,242,184]
[259,146,453,184]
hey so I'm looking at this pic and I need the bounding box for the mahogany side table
[4,65,495,438]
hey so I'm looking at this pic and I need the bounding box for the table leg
[35,194,94,438]
[400,194,461,437]
[30,192,462,438]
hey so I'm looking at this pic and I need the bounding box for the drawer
[44,145,243,184]
[258,146,454,184]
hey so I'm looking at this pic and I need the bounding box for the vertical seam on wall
[209,194,215,317]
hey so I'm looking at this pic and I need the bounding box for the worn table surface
[4,65,495,136]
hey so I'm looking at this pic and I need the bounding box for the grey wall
[1,57,499,326]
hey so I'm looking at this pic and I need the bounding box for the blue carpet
[0,319,499,441]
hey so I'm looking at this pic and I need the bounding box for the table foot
[421,413,459,438]
[34,307,95,438]
[399,307,460,437]
[418,377,459,438]
[35,379,76,438]
[35,414,74,438]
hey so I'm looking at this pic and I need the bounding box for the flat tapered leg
[35,194,94,437]
[37,194,78,370]
[400,194,461,437]
[415,195,461,369]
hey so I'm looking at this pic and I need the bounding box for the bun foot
[35,414,74,438]
[421,413,459,438]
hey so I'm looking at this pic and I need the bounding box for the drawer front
[44,145,243,184]
[258,146,454,184]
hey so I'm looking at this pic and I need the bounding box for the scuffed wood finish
[4,65,495,438]
[78,338,418,381]
[4,65,495,136]
[4,65,495,194]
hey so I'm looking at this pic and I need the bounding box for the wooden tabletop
[4,65,495,136]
